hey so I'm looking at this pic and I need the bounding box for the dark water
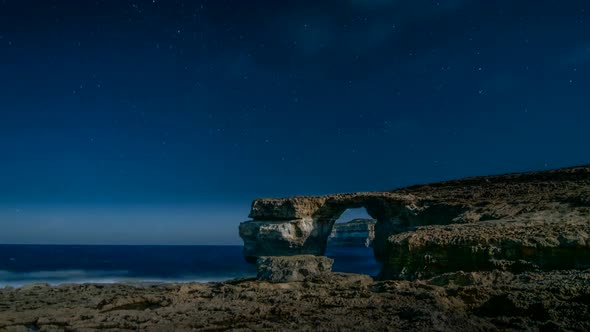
[0,245,381,287]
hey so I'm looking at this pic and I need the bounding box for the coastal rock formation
[257,255,333,282]
[239,165,590,278]
[381,218,590,279]
[2,270,590,331]
[328,219,376,247]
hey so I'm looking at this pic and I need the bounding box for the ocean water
[0,245,381,287]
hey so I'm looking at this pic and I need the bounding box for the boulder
[256,255,334,282]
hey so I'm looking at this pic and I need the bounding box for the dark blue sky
[1,0,589,244]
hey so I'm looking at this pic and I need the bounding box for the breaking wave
[0,269,231,288]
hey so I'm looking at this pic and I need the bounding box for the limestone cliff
[239,165,590,279]
[327,219,376,247]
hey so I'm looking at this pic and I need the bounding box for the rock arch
[239,192,467,263]
[239,166,590,279]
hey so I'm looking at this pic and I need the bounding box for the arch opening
[324,207,382,276]
[334,207,374,224]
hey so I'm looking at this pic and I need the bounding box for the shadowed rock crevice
[240,165,590,279]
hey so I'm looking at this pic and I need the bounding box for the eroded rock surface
[239,165,590,278]
[257,255,333,282]
[328,219,376,247]
[2,271,590,331]
[382,218,590,279]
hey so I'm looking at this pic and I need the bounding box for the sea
[0,245,381,288]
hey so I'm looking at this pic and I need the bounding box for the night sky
[1,0,589,244]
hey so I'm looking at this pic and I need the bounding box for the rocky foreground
[1,270,590,331]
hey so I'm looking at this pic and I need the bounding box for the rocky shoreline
[2,270,590,331]
[2,165,590,331]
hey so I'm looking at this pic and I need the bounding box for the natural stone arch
[239,192,468,263]
[239,165,590,279]
[308,196,397,262]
